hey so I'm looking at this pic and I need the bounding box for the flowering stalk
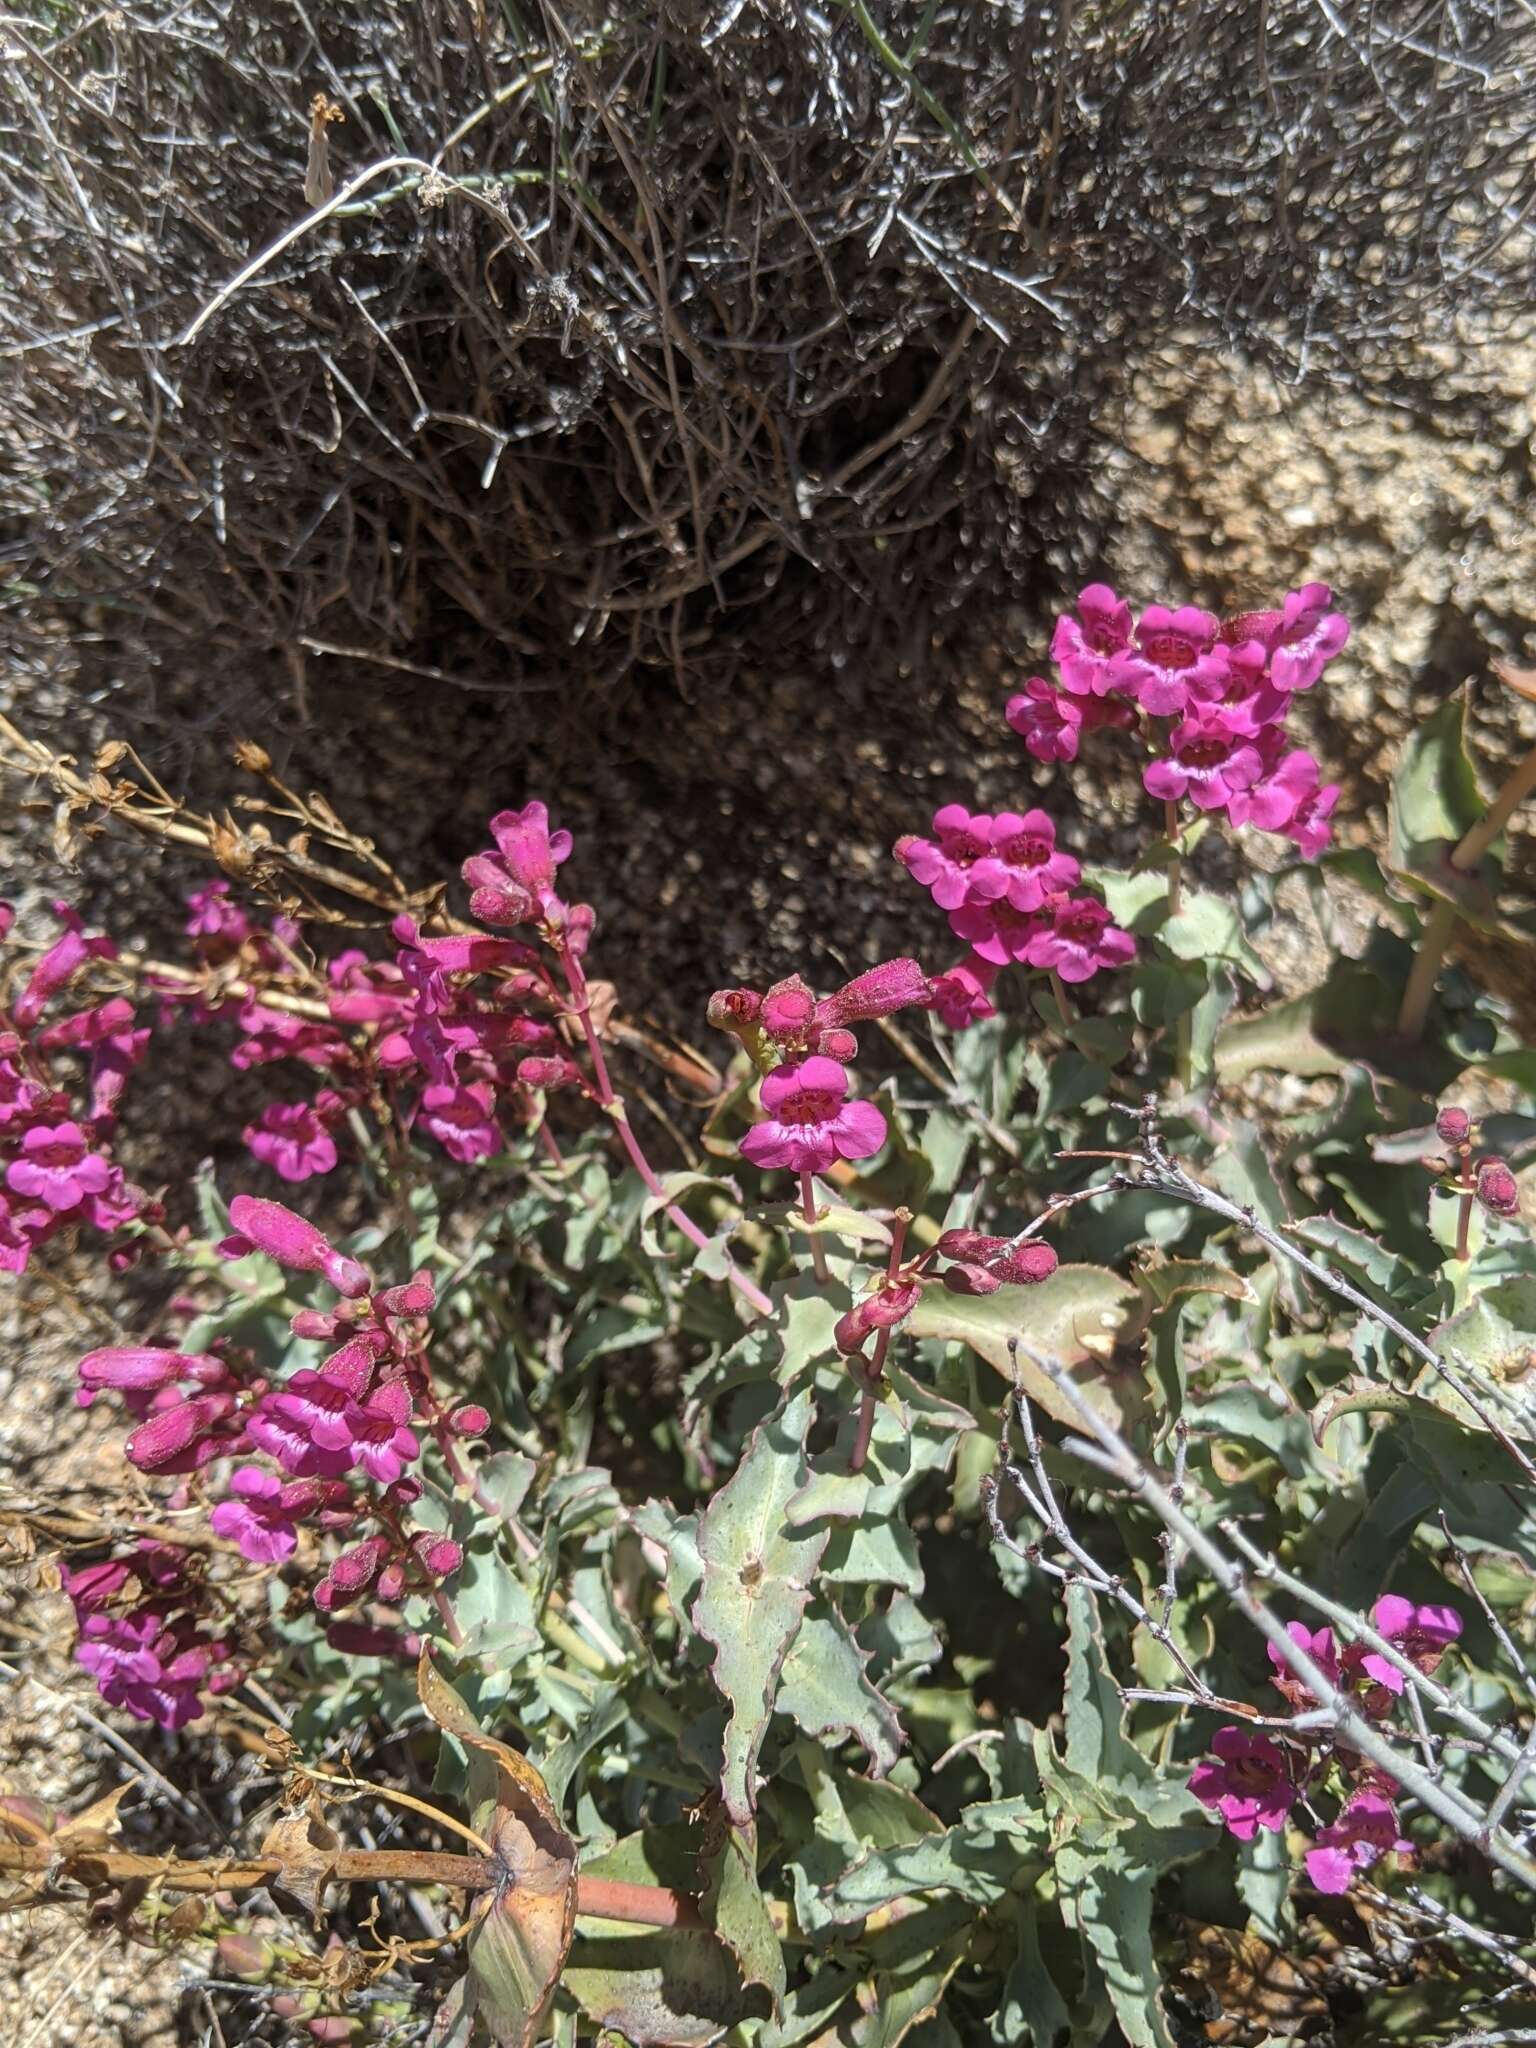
[562,947,773,1317]
[849,1210,909,1474]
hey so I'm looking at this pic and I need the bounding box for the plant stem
[849,1211,908,1474]
[1398,736,1536,1041]
[1048,969,1074,1032]
[561,950,772,1316]
[1397,897,1458,1040]
[1455,1186,1474,1263]
[800,1170,830,1284]
[1162,800,1193,1089]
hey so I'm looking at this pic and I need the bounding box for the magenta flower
[1359,1595,1463,1693]
[925,955,999,1030]
[1144,711,1264,813]
[13,904,116,1030]
[1266,1621,1341,1711]
[0,1190,51,1274]
[1287,776,1340,860]
[1304,1791,1410,1894]
[6,1120,112,1213]
[210,1467,301,1564]
[990,811,1081,911]
[77,1613,212,1730]
[0,1056,47,1130]
[1270,582,1351,693]
[947,899,1052,968]
[1188,1725,1297,1840]
[833,1278,922,1359]
[1007,677,1084,761]
[222,1194,370,1298]
[244,1100,338,1183]
[308,1378,421,1485]
[1026,896,1136,984]
[76,1346,189,1411]
[740,1055,887,1175]
[417,1080,500,1162]
[185,880,252,945]
[125,1391,243,1475]
[1049,584,1136,696]
[895,805,1011,911]
[1107,604,1229,717]
[247,1372,356,1478]
[462,801,572,927]
[1225,741,1326,834]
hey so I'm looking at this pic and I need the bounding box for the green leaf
[1162,889,1272,986]
[691,1389,831,1825]
[702,1821,785,2014]
[639,1172,741,1261]
[907,1263,1144,1430]
[776,1604,905,1778]
[1386,689,1497,916]
[816,1794,1045,1920]
[1214,962,1409,1083]
[1432,1277,1536,1387]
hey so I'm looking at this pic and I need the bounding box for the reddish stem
[849,1211,909,1475]
[1456,1186,1474,1263]
[561,950,773,1316]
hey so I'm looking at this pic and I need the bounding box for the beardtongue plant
[7,578,1536,2046]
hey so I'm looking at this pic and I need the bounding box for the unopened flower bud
[1476,1157,1521,1218]
[329,1538,388,1594]
[450,1404,490,1437]
[760,976,816,1044]
[216,1931,274,1980]
[376,1562,406,1601]
[1435,1105,1471,1147]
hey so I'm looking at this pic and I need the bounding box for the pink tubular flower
[0,1190,51,1273]
[1266,1621,1341,1711]
[947,899,1052,968]
[1188,1726,1297,1840]
[244,1100,338,1183]
[76,1347,192,1411]
[210,1467,301,1564]
[312,1380,421,1486]
[13,905,116,1030]
[185,880,252,946]
[894,804,1012,911]
[1224,741,1324,834]
[1358,1595,1463,1693]
[1007,677,1084,762]
[989,811,1081,911]
[461,802,572,927]
[1107,604,1229,717]
[1270,583,1351,693]
[76,1613,213,1730]
[1049,584,1136,696]
[222,1195,370,1298]
[1286,777,1340,861]
[6,1121,112,1213]
[936,1230,1058,1294]
[247,1372,355,1478]
[739,1055,887,1176]
[417,1081,500,1163]
[1144,708,1264,813]
[1304,1791,1411,1895]
[1026,896,1136,984]
[925,955,999,1030]
[125,1391,243,1475]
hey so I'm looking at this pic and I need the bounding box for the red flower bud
[1476,1157,1521,1218]
[1435,1105,1471,1147]
[450,1404,490,1437]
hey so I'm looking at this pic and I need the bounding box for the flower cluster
[168,806,594,1185]
[60,1542,239,1731]
[0,902,153,1274]
[1432,1101,1524,1224]
[1189,1595,1462,1894]
[710,961,934,1181]
[74,1193,473,1719]
[1009,582,1348,858]
[895,805,1135,998]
